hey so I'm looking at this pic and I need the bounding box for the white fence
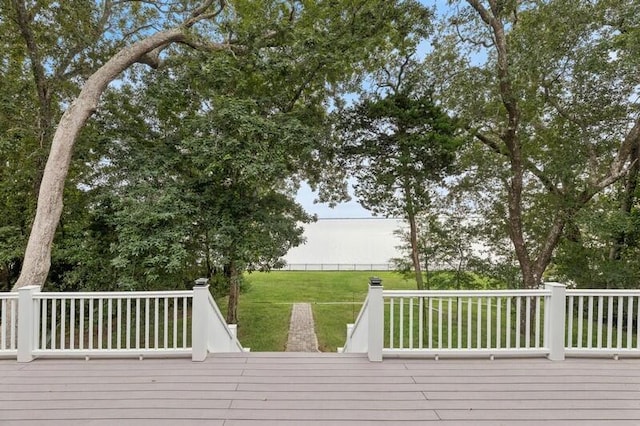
[0,292,18,357]
[0,280,245,362]
[565,290,640,356]
[280,263,394,271]
[32,290,193,357]
[382,289,553,358]
[341,281,640,361]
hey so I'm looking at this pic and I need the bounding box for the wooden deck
[2,353,640,425]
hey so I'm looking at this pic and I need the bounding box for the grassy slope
[217,271,418,352]
[216,272,635,352]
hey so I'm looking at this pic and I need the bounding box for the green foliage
[227,271,500,351]
[1,0,431,296]
[428,0,640,287]
[336,52,463,289]
[338,67,462,218]
[553,191,640,289]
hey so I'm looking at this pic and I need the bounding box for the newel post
[17,285,39,363]
[544,282,566,361]
[192,278,210,362]
[368,277,384,362]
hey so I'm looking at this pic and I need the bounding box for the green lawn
[216,272,640,353]
[214,271,484,352]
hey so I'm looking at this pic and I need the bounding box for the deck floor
[1,353,640,425]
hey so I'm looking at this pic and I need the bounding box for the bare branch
[174,37,243,53]
[394,54,413,93]
[121,23,160,43]
[466,0,494,27]
[453,21,493,48]
[185,0,225,27]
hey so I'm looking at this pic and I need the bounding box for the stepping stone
[285,303,319,352]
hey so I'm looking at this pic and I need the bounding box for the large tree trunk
[11,28,193,291]
[11,0,227,291]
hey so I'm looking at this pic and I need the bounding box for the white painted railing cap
[194,278,209,286]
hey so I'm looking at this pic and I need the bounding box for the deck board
[1,353,640,424]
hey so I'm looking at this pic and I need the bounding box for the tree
[11,0,235,291]
[11,0,431,291]
[429,0,640,288]
[0,0,189,288]
[338,56,461,289]
[44,0,430,322]
[553,188,640,289]
[78,59,318,322]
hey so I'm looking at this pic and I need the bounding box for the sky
[295,182,373,219]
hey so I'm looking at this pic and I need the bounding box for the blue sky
[296,181,372,219]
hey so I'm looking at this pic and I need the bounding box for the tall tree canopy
[0,0,428,312]
[338,55,461,289]
[428,0,640,288]
[0,0,430,293]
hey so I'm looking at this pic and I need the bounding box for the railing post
[17,285,39,363]
[192,278,210,362]
[368,277,383,362]
[228,324,237,352]
[544,282,566,361]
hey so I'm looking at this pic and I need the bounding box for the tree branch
[466,0,519,145]
[54,0,115,81]
[473,130,562,196]
[610,117,640,179]
[185,0,225,27]
[11,0,50,143]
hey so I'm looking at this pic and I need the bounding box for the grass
[215,271,487,352]
[217,272,640,353]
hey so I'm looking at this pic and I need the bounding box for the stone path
[285,303,319,352]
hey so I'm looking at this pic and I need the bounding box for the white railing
[1,279,244,362]
[565,290,640,357]
[338,293,370,354]
[32,290,193,358]
[383,289,551,358]
[0,292,18,357]
[206,292,245,353]
[342,281,568,361]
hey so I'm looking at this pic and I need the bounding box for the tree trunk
[225,260,239,324]
[408,212,424,290]
[12,27,189,291]
[468,1,637,293]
